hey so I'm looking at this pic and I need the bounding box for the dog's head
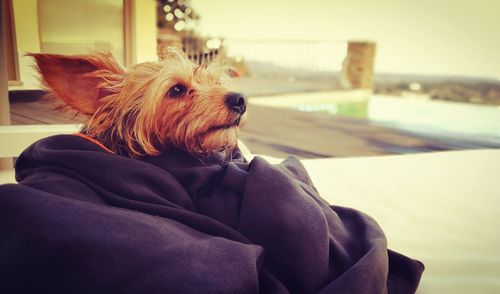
[29,49,246,157]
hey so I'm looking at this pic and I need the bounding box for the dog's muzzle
[225,92,247,115]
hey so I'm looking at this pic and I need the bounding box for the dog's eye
[167,84,187,98]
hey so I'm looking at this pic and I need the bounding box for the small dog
[28,49,246,157]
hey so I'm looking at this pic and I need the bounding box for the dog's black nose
[225,92,247,114]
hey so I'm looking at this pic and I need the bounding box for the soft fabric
[0,135,423,293]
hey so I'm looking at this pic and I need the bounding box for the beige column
[341,41,376,89]
[126,0,158,65]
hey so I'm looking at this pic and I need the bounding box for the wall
[38,0,125,63]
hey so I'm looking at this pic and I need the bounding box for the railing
[157,33,221,65]
[224,39,348,74]
[157,34,376,89]
[181,35,220,65]
[224,39,375,89]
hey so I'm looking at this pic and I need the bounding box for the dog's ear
[227,68,240,78]
[28,52,125,114]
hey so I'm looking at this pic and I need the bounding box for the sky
[191,0,500,78]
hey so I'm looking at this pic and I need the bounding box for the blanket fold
[0,135,423,293]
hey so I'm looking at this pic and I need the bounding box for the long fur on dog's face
[29,49,244,157]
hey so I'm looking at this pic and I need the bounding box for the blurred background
[2,0,500,158]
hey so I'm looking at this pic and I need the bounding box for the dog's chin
[185,115,243,155]
[199,127,239,154]
[204,116,241,134]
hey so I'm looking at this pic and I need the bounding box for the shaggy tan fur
[29,49,244,157]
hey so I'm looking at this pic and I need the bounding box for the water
[290,95,500,143]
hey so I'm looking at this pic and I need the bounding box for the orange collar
[73,133,116,154]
